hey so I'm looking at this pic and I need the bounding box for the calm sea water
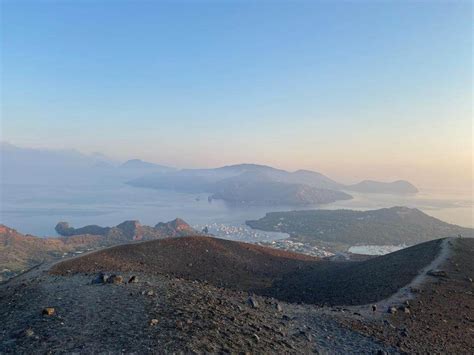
[1,183,472,239]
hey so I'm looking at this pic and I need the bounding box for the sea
[1,182,472,252]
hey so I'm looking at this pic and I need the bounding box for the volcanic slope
[2,236,471,353]
[52,236,444,305]
[50,236,316,292]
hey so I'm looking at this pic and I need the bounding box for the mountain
[212,172,351,205]
[246,207,473,246]
[347,180,419,194]
[129,164,352,206]
[55,219,197,241]
[0,143,174,185]
[128,163,422,205]
[0,219,198,281]
[119,159,174,174]
[1,143,419,196]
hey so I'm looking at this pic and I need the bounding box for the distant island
[128,163,419,206]
[246,207,473,247]
[2,144,420,205]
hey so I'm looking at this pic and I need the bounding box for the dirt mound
[267,239,443,306]
[51,236,447,306]
[50,236,316,292]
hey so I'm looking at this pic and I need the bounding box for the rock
[399,306,411,314]
[92,272,109,284]
[24,328,35,337]
[388,306,397,314]
[276,303,283,312]
[146,290,155,296]
[248,297,259,309]
[149,318,159,326]
[428,270,448,278]
[128,275,138,283]
[294,330,312,341]
[107,274,123,284]
[372,304,377,312]
[42,307,55,316]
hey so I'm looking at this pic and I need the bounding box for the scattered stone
[42,307,55,316]
[399,306,411,314]
[146,290,155,297]
[276,303,283,312]
[92,272,108,284]
[128,275,138,283]
[428,270,448,278]
[24,328,34,337]
[466,277,473,283]
[149,319,159,326]
[107,274,123,284]
[388,306,397,314]
[248,297,259,309]
[372,304,377,312]
[252,334,260,342]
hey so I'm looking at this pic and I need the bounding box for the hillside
[50,236,316,291]
[0,225,103,280]
[51,235,446,307]
[247,207,473,246]
[0,219,198,281]
[2,233,472,353]
[267,239,443,305]
[55,218,196,240]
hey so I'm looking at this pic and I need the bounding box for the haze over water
[2,182,472,238]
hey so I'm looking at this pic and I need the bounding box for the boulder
[248,297,259,309]
[107,274,123,284]
[92,272,109,284]
[388,306,397,314]
[42,307,55,316]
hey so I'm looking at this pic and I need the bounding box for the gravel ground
[0,267,391,354]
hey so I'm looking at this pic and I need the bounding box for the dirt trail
[360,237,453,316]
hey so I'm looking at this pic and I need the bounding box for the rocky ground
[0,269,391,353]
[1,236,472,353]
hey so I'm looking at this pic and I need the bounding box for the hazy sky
[1,0,472,189]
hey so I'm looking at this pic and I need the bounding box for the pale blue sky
[1,0,472,187]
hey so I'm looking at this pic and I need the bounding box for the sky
[1,0,472,190]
